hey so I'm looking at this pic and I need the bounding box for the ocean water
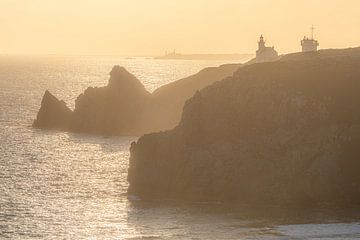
[0,55,359,239]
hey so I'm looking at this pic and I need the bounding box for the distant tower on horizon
[301,25,319,52]
[256,35,278,63]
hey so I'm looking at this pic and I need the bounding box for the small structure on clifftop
[256,35,278,63]
[301,25,319,52]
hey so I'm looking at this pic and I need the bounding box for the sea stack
[33,90,73,130]
[70,66,151,135]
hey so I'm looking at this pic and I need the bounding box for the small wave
[128,195,142,201]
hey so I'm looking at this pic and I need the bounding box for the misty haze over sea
[1,55,359,239]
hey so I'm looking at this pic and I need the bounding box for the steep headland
[149,63,241,130]
[33,64,241,135]
[128,47,360,207]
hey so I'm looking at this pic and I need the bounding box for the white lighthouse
[256,35,278,63]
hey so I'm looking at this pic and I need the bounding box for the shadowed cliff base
[33,64,241,136]
[128,47,360,207]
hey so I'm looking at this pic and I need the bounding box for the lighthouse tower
[301,26,319,52]
[258,35,266,50]
[256,35,278,63]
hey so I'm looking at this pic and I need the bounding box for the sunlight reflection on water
[0,55,359,239]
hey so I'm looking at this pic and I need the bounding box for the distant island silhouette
[155,51,253,61]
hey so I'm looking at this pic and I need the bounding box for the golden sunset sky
[0,0,359,55]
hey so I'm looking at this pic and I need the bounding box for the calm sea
[0,55,359,239]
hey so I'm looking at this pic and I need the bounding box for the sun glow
[0,0,359,55]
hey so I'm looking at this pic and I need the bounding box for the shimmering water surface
[1,55,359,239]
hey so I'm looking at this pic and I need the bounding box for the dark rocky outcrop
[128,48,360,207]
[33,64,241,135]
[69,66,151,135]
[33,90,73,130]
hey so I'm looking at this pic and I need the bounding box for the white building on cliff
[301,26,319,52]
[256,35,278,63]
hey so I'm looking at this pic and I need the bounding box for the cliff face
[128,50,360,206]
[149,63,241,131]
[33,64,241,135]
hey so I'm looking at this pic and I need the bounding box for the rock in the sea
[33,90,73,130]
[128,48,360,207]
[33,64,241,135]
[70,66,151,135]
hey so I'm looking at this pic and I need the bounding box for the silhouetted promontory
[128,47,360,207]
[33,64,241,135]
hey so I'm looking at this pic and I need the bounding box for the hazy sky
[0,0,359,55]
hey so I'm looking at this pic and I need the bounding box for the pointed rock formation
[33,90,73,130]
[70,66,151,135]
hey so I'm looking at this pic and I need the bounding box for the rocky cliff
[149,63,241,131]
[128,48,360,207]
[33,64,241,135]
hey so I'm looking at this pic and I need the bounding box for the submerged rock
[33,90,73,130]
[128,48,360,207]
